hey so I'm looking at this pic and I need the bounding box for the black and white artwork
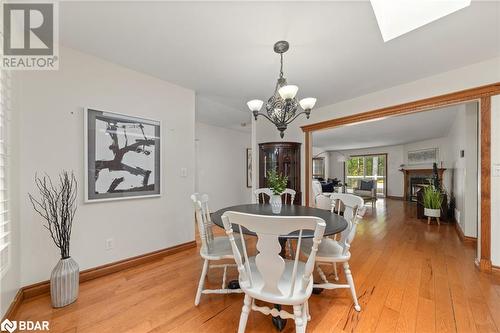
[85,108,161,202]
[407,148,438,165]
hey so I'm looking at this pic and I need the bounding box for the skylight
[370,0,472,42]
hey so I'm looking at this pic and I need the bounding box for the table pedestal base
[312,287,324,294]
[271,305,287,331]
[228,280,240,290]
[228,281,287,330]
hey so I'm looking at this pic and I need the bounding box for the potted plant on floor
[423,184,443,225]
[267,170,288,214]
[28,171,79,308]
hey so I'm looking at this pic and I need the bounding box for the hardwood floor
[13,199,500,332]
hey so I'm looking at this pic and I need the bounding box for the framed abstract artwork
[407,148,438,165]
[246,148,252,188]
[84,108,161,202]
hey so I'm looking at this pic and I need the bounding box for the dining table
[211,203,348,331]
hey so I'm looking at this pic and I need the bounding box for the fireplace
[400,168,446,201]
[409,176,432,201]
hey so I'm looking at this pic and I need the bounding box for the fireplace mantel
[400,168,446,201]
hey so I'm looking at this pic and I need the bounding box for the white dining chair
[222,211,326,333]
[191,193,243,305]
[312,180,323,199]
[300,193,365,312]
[283,188,296,205]
[315,194,332,211]
[312,194,340,279]
[312,180,332,209]
[282,188,299,258]
[254,188,272,203]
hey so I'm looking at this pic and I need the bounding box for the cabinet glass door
[263,148,279,185]
[281,148,297,190]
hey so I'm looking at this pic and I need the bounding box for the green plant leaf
[267,170,288,195]
[423,185,443,209]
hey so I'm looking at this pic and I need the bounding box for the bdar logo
[0,319,17,333]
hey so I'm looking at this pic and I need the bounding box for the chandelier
[246,40,317,138]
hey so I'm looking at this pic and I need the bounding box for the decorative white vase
[424,208,441,218]
[270,194,282,214]
[50,257,79,308]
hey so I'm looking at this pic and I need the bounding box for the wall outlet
[105,238,114,251]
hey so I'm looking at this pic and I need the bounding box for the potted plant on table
[28,171,79,308]
[423,184,443,225]
[267,170,288,214]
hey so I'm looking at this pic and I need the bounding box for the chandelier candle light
[247,41,317,138]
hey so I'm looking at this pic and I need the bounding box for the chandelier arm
[285,110,309,125]
[255,112,275,123]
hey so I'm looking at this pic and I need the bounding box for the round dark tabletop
[211,204,348,239]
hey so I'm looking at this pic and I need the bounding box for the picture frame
[407,148,438,165]
[246,148,252,188]
[84,108,161,202]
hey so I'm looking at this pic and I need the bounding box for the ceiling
[312,104,472,151]
[59,1,499,129]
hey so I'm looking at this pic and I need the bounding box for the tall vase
[50,257,79,308]
[270,194,282,214]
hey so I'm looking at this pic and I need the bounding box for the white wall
[14,47,196,286]
[490,96,500,266]
[403,137,453,192]
[327,152,344,182]
[195,122,252,211]
[448,103,478,238]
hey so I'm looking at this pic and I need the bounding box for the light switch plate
[181,168,188,177]
[493,164,500,177]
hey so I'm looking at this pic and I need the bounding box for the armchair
[352,179,377,208]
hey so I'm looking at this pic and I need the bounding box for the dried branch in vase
[28,171,78,259]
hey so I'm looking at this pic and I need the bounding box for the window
[346,154,386,196]
[312,158,325,179]
[0,69,11,277]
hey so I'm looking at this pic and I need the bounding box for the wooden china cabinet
[258,142,301,205]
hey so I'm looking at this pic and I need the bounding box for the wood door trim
[3,240,196,320]
[305,132,312,206]
[303,83,499,272]
[301,83,500,133]
[480,96,492,272]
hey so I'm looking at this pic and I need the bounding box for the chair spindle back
[254,188,272,204]
[330,193,364,256]
[191,193,215,252]
[282,188,296,205]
